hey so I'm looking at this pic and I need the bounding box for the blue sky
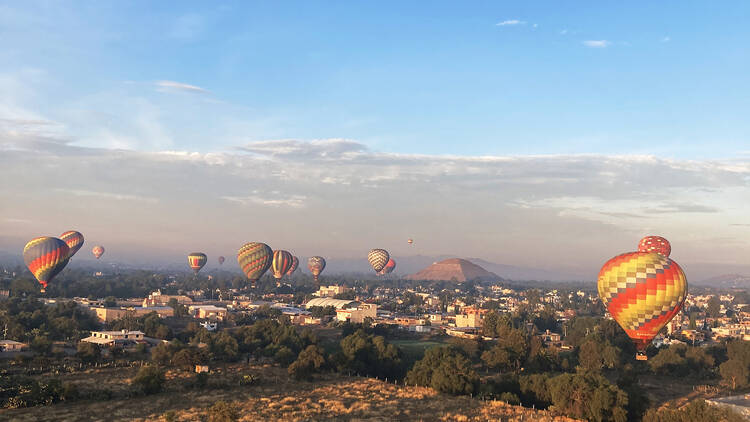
[2,1,748,157]
[2,2,750,278]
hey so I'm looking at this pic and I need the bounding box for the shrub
[207,400,239,422]
[132,365,165,395]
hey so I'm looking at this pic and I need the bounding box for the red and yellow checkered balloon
[598,251,687,351]
[638,235,671,257]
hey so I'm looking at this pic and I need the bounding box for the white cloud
[661,36,671,43]
[496,20,525,26]
[55,188,158,203]
[221,194,307,209]
[583,40,610,48]
[155,80,209,94]
[560,29,568,35]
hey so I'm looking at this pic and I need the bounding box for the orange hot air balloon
[92,245,105,259]
[23,237,70,291]
[598,251,687,356]
[271,250,294,279]
[367,249,389,273]
[308,256,326,283]
[237,242,273,284]
[380,258,396,275]
[407,238,413,245]
[286,256,299,276]
[188,253,207,274]
[60,231,84,259]
[638,235,671,257]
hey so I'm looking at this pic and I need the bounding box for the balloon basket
[635,352,648,361]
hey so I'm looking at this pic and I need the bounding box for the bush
[132,365,165,395]
[207,400,239,422]
[405,346,478,395]
[643,399,744,422]
[499,392,521,405]
[289,345,326,380]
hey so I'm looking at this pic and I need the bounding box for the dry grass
[1,364,579,421]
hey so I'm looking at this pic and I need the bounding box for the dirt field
[1,364,579,421]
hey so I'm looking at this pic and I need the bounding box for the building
[81,330,145,346]
[190,305,228,321]
[305,298,359,309]
[335,303,378,324]
[314,285,351,298]
[455,306,486,328]
[539,329,564,347]
[143,290,193,307]
[92,306,174,323]
[0,340,28,352]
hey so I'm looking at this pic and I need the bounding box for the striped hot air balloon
[188,252,207,274]
[271,250,294,280]
[218,256,225,265]
[23,237,70,291]
[92,245,105,259]
[237,242,273,284]
[598,251,687,355]
[60,231,84,260]
[308,256,326,283]
[638,236,671,257]
[407,238,413,245]
[286,256,299,276]
[367,249,389,273]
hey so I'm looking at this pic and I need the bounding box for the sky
[1,1,749,280]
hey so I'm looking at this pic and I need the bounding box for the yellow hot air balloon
[598,251,687,359]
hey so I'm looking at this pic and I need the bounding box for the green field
[391,338,448,362]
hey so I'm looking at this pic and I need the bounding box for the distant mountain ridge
[697,274,750,288]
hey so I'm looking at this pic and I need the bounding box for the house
[190,305,228,321]
[314,285,351,298]
[335,303,377,324]
[455,306,486,328]
[143,290,193,307]
[539,329,564,347]
[0,340,28,352]
[92,306,174,323]
[81,330,145,347]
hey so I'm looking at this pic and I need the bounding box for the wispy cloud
[55,189,158,203]
[221,194,307,209]
[560,29,568,35]
[583,40,611,48]
[660,36,671,43]
[496,19,525,26]
[155,80,209,94]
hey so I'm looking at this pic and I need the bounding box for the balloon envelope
[23,237,70,290]
[638,236,671,257]
[188,253,207,273]
[218,256,225,265]
[286,256,299,276]
[60,231,84,259]
[92,245,105,259]
[380,258,396,275]
[367,249,390,273]
[271,250,294,279]
[598,251,687,351]
[308,256,326,282]
[407,238,413,245]
[237,242,273,283]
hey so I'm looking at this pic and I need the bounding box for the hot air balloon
[188,252,207,274]
[23,237,70,291]
[308,256,326,283]
[286,256,299,276]
[60,231,84,259]
[382,258,396,274]
[218,256,225,265]
[237,242,273,284]
[638,235,671,257]
[271,250,294,280]
[368,249,389,273]
[92,245,105,259]
[598,250,687,360]
[407,238,414,245]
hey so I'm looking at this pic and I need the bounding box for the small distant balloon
[308,256,326,283]
[92,245,105,259]
[23,237,70,291]
[188,252,207,274]
[407,238,413,245]
[218,256,225,265]
[368,249,390,273]
[60,231,84,259]
[638,235,671,257]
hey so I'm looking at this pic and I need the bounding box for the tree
[706,296,722,319]
[336,329,403,379]
[643,399,744,422]
[720,359,748,390]
[207,400,239,422]
[76,342,101,364]
[548,373,628,422]
[288,345,326,380]
[132,365,165,395]
[406,346,478,395]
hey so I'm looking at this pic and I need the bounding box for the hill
[405,258,502,282]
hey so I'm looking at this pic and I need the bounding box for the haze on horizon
[1,2,749,280]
